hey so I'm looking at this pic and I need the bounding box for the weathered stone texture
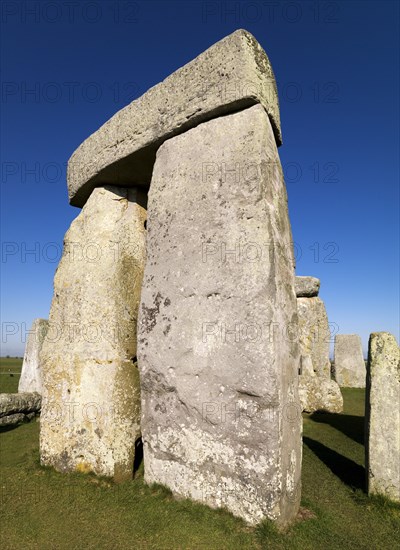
[18,318,49,394]
[334,334,366,387]
[67,29,281,207]
[365,332,400,502]
[138,105,301,526]
[298,356,343,414]
[0,392,41,417]
[40,186,146,481]
[0,392,41,425]
[297,297,331,378]
[295,276,320,298]
[0,413,27,426]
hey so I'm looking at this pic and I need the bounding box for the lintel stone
[67,29,281,207]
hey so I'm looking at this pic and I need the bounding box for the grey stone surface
[18,318,49,394]
[295,276,320,297]
[298,356,343,414]
[0,392,41,418]
[334,334,366,387]
[297,297,331,378]
[67,29,281,207]
[137,105,301,526]
[0,413,26,426]
[40,186,146,481]
[300,354,314,376]
[330,360,336,380]
[365,332,400,502]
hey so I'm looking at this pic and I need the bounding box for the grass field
[0,357,22,393]
[0,358,399,549]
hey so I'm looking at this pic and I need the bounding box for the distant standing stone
[365,332,400,502]
[295,276,320,298]
[297,297,331,378]
[334,334,366,387]
[18,318,49,394]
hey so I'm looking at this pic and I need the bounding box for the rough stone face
[297,297,331,378]
[330,360,336,380]
[298,356,343,414]
[334,334,366,387]
[18,318,49,394]
[300,354,314,376]
[0,392,41,418]
[40,186,146,481]
[138,105,301,526]
[295,276,320,297]
[0,413,27,426]
[67,29,281,207]
[365,332,400,502]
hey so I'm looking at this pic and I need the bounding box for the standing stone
[18,318,49,394]
[138,104,301,526]
[40,186,146,481]
[334,334,365,387]
[297,297,331,378]
[365,332,400,502]
[297,290,342,412]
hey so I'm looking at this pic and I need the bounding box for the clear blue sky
[1,0,399,356]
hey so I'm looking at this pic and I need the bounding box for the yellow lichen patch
[75,462,92,474]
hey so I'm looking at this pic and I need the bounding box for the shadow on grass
[0,424,22,434]
[303,436,365,492]
[309,412,364,445]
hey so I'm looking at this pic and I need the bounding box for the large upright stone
[138,104,301,526]
[18,318,49,394]
[297,297,331,378]
[40,186,146,481]
[67,29,281,207]
[365,332,400,502]
[334,334,365,387]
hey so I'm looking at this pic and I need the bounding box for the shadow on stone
[309,412,364,445]
[133,437,143,476]
[303,436,365,492]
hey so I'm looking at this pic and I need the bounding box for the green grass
[0,357,22,393]
[1,384,399,549]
